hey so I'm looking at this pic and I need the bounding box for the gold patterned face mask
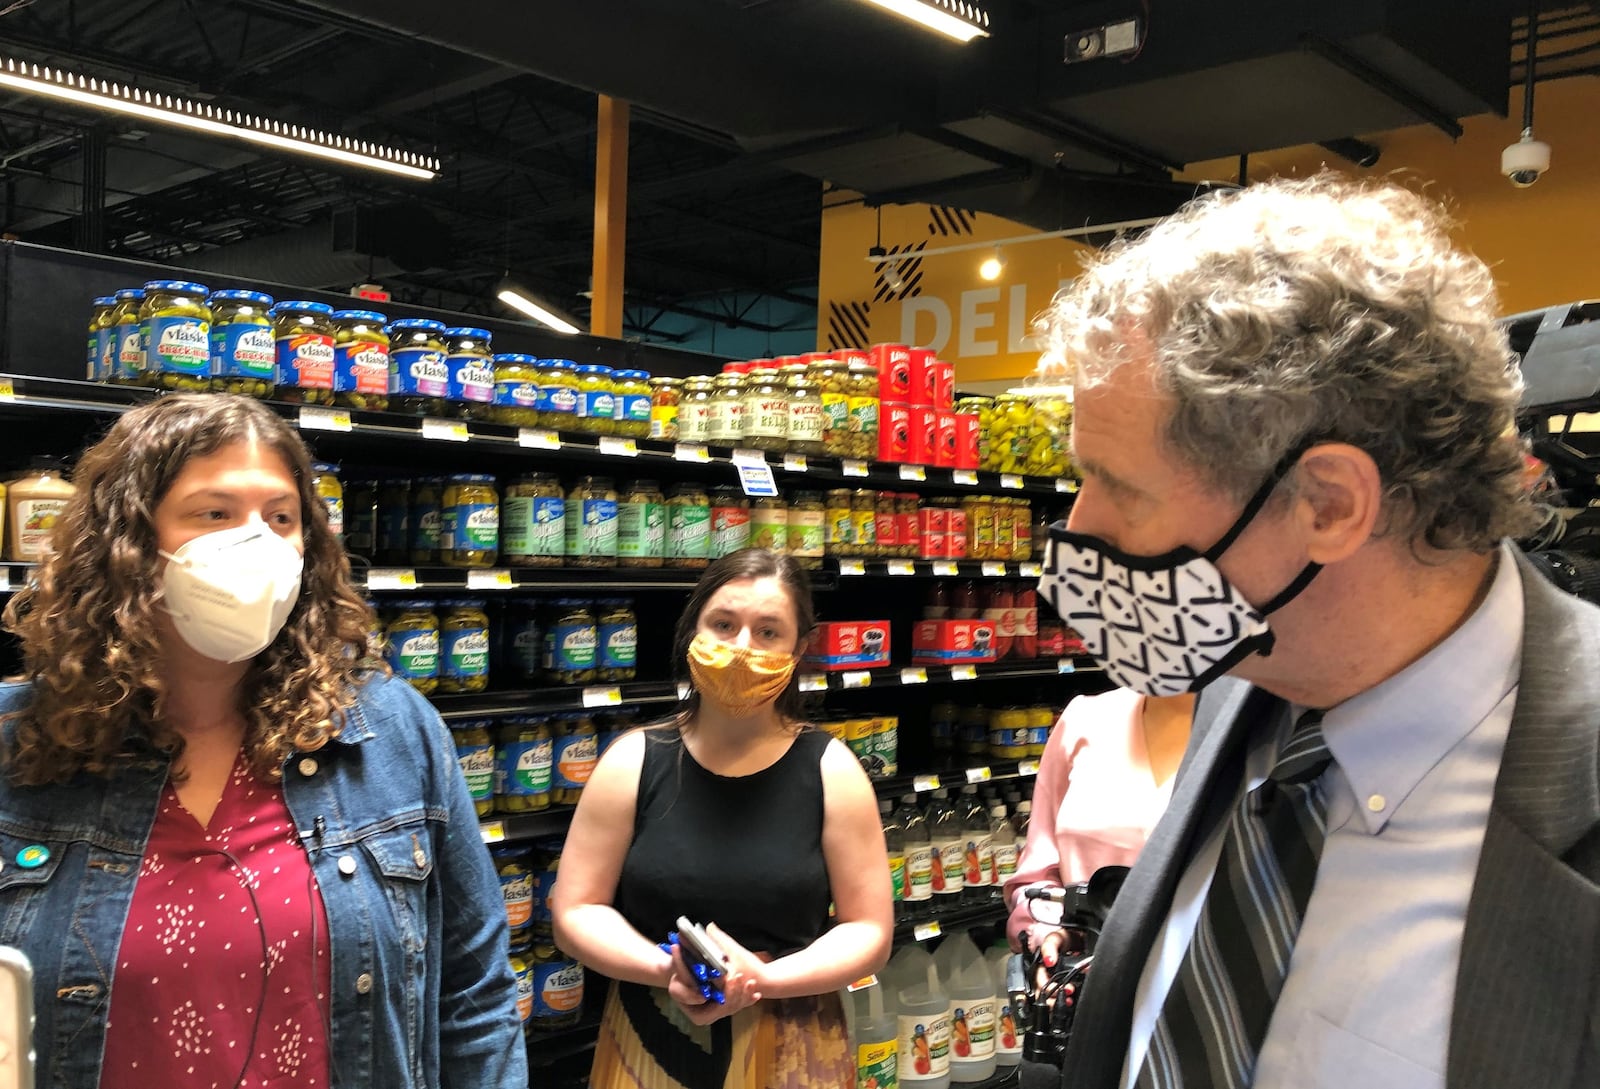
[687,630,798,717]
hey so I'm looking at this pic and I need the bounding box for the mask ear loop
[1201,441,1316,564]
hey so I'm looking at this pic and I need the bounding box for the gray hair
[1042,172,1536,552]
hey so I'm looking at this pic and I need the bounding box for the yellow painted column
[591,95,630,339]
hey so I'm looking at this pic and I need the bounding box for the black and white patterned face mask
[1038,451,1320,697]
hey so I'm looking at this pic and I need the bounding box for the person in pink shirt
[1004,687,1195,965]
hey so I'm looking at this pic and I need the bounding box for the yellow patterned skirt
[590,979,854,1089]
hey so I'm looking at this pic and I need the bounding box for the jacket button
[355,972,373,995]
[298,757,319,777]
[338,855,357,876]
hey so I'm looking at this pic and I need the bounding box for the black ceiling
[0,0,1593,340]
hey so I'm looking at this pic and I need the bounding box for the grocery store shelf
[353,563,706,594]
[524,1014,604,1068]
[798,658,1097,696]
[480,806,577,845]
[827,558,1047,581]
[869,758,1041,799]
[430,680,685,721]
[894,902,1009,945]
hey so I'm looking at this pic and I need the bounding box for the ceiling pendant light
[854,0,991,43]
[978,247,1004,281]
[497,281,583,335]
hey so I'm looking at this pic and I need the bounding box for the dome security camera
[1502,133,1551,188]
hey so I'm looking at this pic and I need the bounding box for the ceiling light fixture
[855,0,991,43]
[497,283,582,335]
[978,247,1004,281]
[0,56,439,180]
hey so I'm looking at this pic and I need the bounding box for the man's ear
[1292,443,1382,564]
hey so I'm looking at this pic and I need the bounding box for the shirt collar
[1317,541,1523,834]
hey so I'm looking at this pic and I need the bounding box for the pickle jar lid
[614,369,650,380]
[448,473,497,483]
[393,599,435,610]
[92,295,118,306]
[114,287,146,301]
[311,461,339,474]
[494,353,539,366]
[441,598,488,609]
[574,364,614,375]
[144,279,209,296]
[274,300,334,316]
[444,326,492,341]
[389,318,447,333]
[541,357,577,369]
[333,309,389,324]
[597,597,632,607]
[212,289,274,307]
[453,718,495,731]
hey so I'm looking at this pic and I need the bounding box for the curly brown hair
[1,393,378,785]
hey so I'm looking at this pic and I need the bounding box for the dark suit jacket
[1055,553,1600,1089]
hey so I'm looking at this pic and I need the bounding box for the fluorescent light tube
[498,288,582,335]
[855,0,990,42]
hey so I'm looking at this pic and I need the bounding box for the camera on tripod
[1016,865,1128,1069]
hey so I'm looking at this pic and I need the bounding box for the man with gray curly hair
[1032,174,1599,1089]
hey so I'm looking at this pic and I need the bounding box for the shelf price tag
[913,921,942,942]
[799,674,829,693]
[966,766,993,784]
[981,562,1007,577]
[1018,760,1041,777]
[900,667,929,686]
[898,465,927,482]
[674,443,710,463]
[421,417,470,442]
[599,435,639,457]
[366,568,418,590]
[886,560,916,576]
[0,380,15,402]
[1020,563,1043,578]
[842,459,870,478]
[1057,658,1077,674]
[731,448,769,467]
[838,559,866,577]
[950,665,979,682]
[913,775,941,792]
[932,562,959,577]
[0,568,10,593]
[299,405,352,433]
[1057,477,1078,493]
[466,569,513,590]
[479,821,506,844]
[582,686,623,708]
[845,975,879,992]
[783,453,809,472]
[1001,474,1024,490]
[952,470,979,486]
[842,670,873,689]
[518,428,560,450]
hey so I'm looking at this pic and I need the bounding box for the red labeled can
[954,413,981,470]
[878,400,912,463]
[947,507,970,559]
[871,343,912,402]
[919,505,948,559]
[907,348,936,407]
[909,405,937,467]
[932,359,956,410]
[935,411,958,468]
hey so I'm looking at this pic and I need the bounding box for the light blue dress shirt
[1121,543,1524,1089]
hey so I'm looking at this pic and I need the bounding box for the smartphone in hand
[674,916,732,992]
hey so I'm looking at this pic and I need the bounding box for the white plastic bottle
[852,979,900,1089]
[927,788,965,915]
[895,793,934,920]
[1013,798,1032,839]
[986,945,1023,1068]
[882,797,908,925]
[989,803,1018,902]
[887,944,951,1089]
[934,935,998,1083]
[959,784,993,905]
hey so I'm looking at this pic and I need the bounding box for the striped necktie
[1136,712,1332,1089]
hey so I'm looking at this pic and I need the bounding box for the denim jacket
[0,671,527,1089]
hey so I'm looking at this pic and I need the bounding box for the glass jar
[439,599,491,694]
[666,483,711,568]
[345,480,377,559]
[896,493,920,559]
[786,491,825,568]
[503,472,567,568]
[989,394,1034,475]
[441,474,499,568]
[310,462,344,540]
[552,713,599,805]
[538,359,580,431]
[499,599,544,683]
[989,707,1031,760]
[445,326,495,419]
[750,495,788,552]
[388,319,452,416]
[543,599,598,685]
[678,377,715,445]
[956,395,996,470]
[109,288,146,384]
[706,374,745,446]
[375,479,411,565]
[87,295,117,381]
[496,718,553,814]
[993,495,1015,562]
[1009,498,1033,561]
[138,279,212,391]
[572,365,617,434]
[874,491,898,560]
[966,496,996,559]
[1025,703,1054,759]
[741,367,789,452]
[208,289,276,396]
[565,476,619,568]
[385,601,440,694]
[410,476,445,564]
[332,309,390,412]
[491,354,543,426]
[617,480,666,568]
[851,489,878,558]
[959,705,991,757]
[784,375,827,455]
[709,486,751,559]
[528,943,584,1031]
[808,359,851,455]
[490,845,536,942]
[825,488,855,557]
[509,940,535,1032]
[845,360,881,460]
[612,369,652,438]
[272,300,336,404]
[648,377,683,441]
[596,598,638,682]
[452,720,496,817]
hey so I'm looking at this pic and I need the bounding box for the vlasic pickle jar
[452,720,496,817]
[491,354,543,426]
[551,713,599,805]
[543,599,598,684]
[617,480,666,568]
[439,600,491,694]
[445,327,495,419]
[109,288,147,384]
[272,301,337,404]
[502,472,566,567]
[388,319,452,416]
[538,359,580,431]
[787,491,826,569]
[666,483,711,569]
[678,377,714,445]
[208,289,276,396]
[564,476,619,568]
[496,599,543,683]
[332,310,390,412]
[140,280,212,390]
[510,942,535,1032]
[385,601,440,694]
[649,377,682,441]
[573,366,617,435]
[490,845,536,943]
[310,462,344,540]
[375,479,411,565]
[410,477,445,564]
[596,598,638,682]
[345,480,377,558]
[612,369,652,438]
[87,295,117,381]
[529,943,584,1032]
[441,474,499,568]
[496,717,554,814]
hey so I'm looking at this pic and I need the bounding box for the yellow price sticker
[466,569,513,590]
[421,417,470,442]
[517,428,560,450]
[479,821,506,844]
[366,568,418,590]
[913,922,942,942]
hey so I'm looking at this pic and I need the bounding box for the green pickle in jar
[529,942,584,1030]
[510,941,535,1031]
[496,717,553,813]
[612,369,652,439]
[490,845,536,942]
[273,301,337,404]
[440,474,499,568]
[551,713,599,806]
[706,374,745,446]
[750,495,788,552]
[332,309,390,412]
[617,480,666,568]
[538,359,580,430]
[384,601,439,694]
[564,476,619,568]
[666,483,711,569]
[439,599,491,694]
[845,360,881,460]
[109,288,147,384]
[375,479,411,565]
[140,280,212,390]
[502,472,566,567]
[787,491,826,568]
[388,319,452,417]
[310,462,344,540]
[784,371,827,455]
[808,358,851,455]
[678,377,715,445]
[740,367,789,453]
[543,599,598,684]
[596,598,638,682]
[572,366,617,435]
[87,295,117,381]
[452,720,496,817]
[446,326,495,420]
[826,488,856,557]
[491,354,543,426]
[208,289,276,396]
[851,489,878,557]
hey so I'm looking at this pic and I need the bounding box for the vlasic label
[278,332,336,390]
[617,500,665,560]
[532,960,584,1020]
[443,624,490,682]
[336,338,390,395]
[455,738,494,801]
[450,353,494,403]
[540,383,578,419]
[497,736,553,797]
[443,502,499,552]
[514,959,534,1023]
[904,844,933,903]
[386,626,439,680]
[412,499,441,555]
[857,1039,898,1089]
[502,495,566,559]
[953,998,997,1061]
[578,390,616,420]
[495,380,541,411]
[599,619,638,671]
[115,321,144,381]
[564,498,618,558]
[212,323,275,379]
[144,315,211,376]
[899,1011,951,1081]
[499,869,534,929]
[550,621,597,672]
[391,347,449,398]
[553,732,598,788]
[619,393,651,424]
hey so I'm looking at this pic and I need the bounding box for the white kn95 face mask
[159,523,304,663]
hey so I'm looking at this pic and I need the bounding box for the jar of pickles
[845,360,881,460]
[648,377,682,441]
[441,475,499,568]
[87,296,116,381]
[510,941,535,1032]
[446,327,495,419]
[565,476,619,567]
[439,600,491,694]
[988,706,1030,760]
[551,713,599,805]
[874,491,897,559]
[851,489,878,557]
[787,491,826,568]
[452,720,496,817]
[808,358,851,455]
[709,486,751,559]
[784,375,827,455]
[538,359,580,430]
[376,479,411,565]
[993,495,1015,562]
[896,494,920,559]
[678,377,715,445]
[543,600,598,684]
[956,395,995,469]
[410,477,445,564]
[612,369,652,438]
[109,288,146,384]
[707,374,745,446]
[272,301,336,404]
[667,484,711,568]
[596,598,638,682]
[825,488,855,557]
[310,462,344,539]
[741,367,789,452]
[499,599,543,683]
[140,280,212,390]
[208,289,276,396]
[617,480,666,568]
[750,495,788,552]
[490,845,536,942]
[385,601,440,694]
[1009,498,1034,561]
[345,480,377,558]
[529,944,584,1031]
[388,319,452,416]
[491,354,543,426]
[966,496,996,559]
[496,717,554,813]
[502,472,566,567]
[332,310,390,412]
[573,366,617,434]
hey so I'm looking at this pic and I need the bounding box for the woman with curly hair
[0,393,525,1089]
